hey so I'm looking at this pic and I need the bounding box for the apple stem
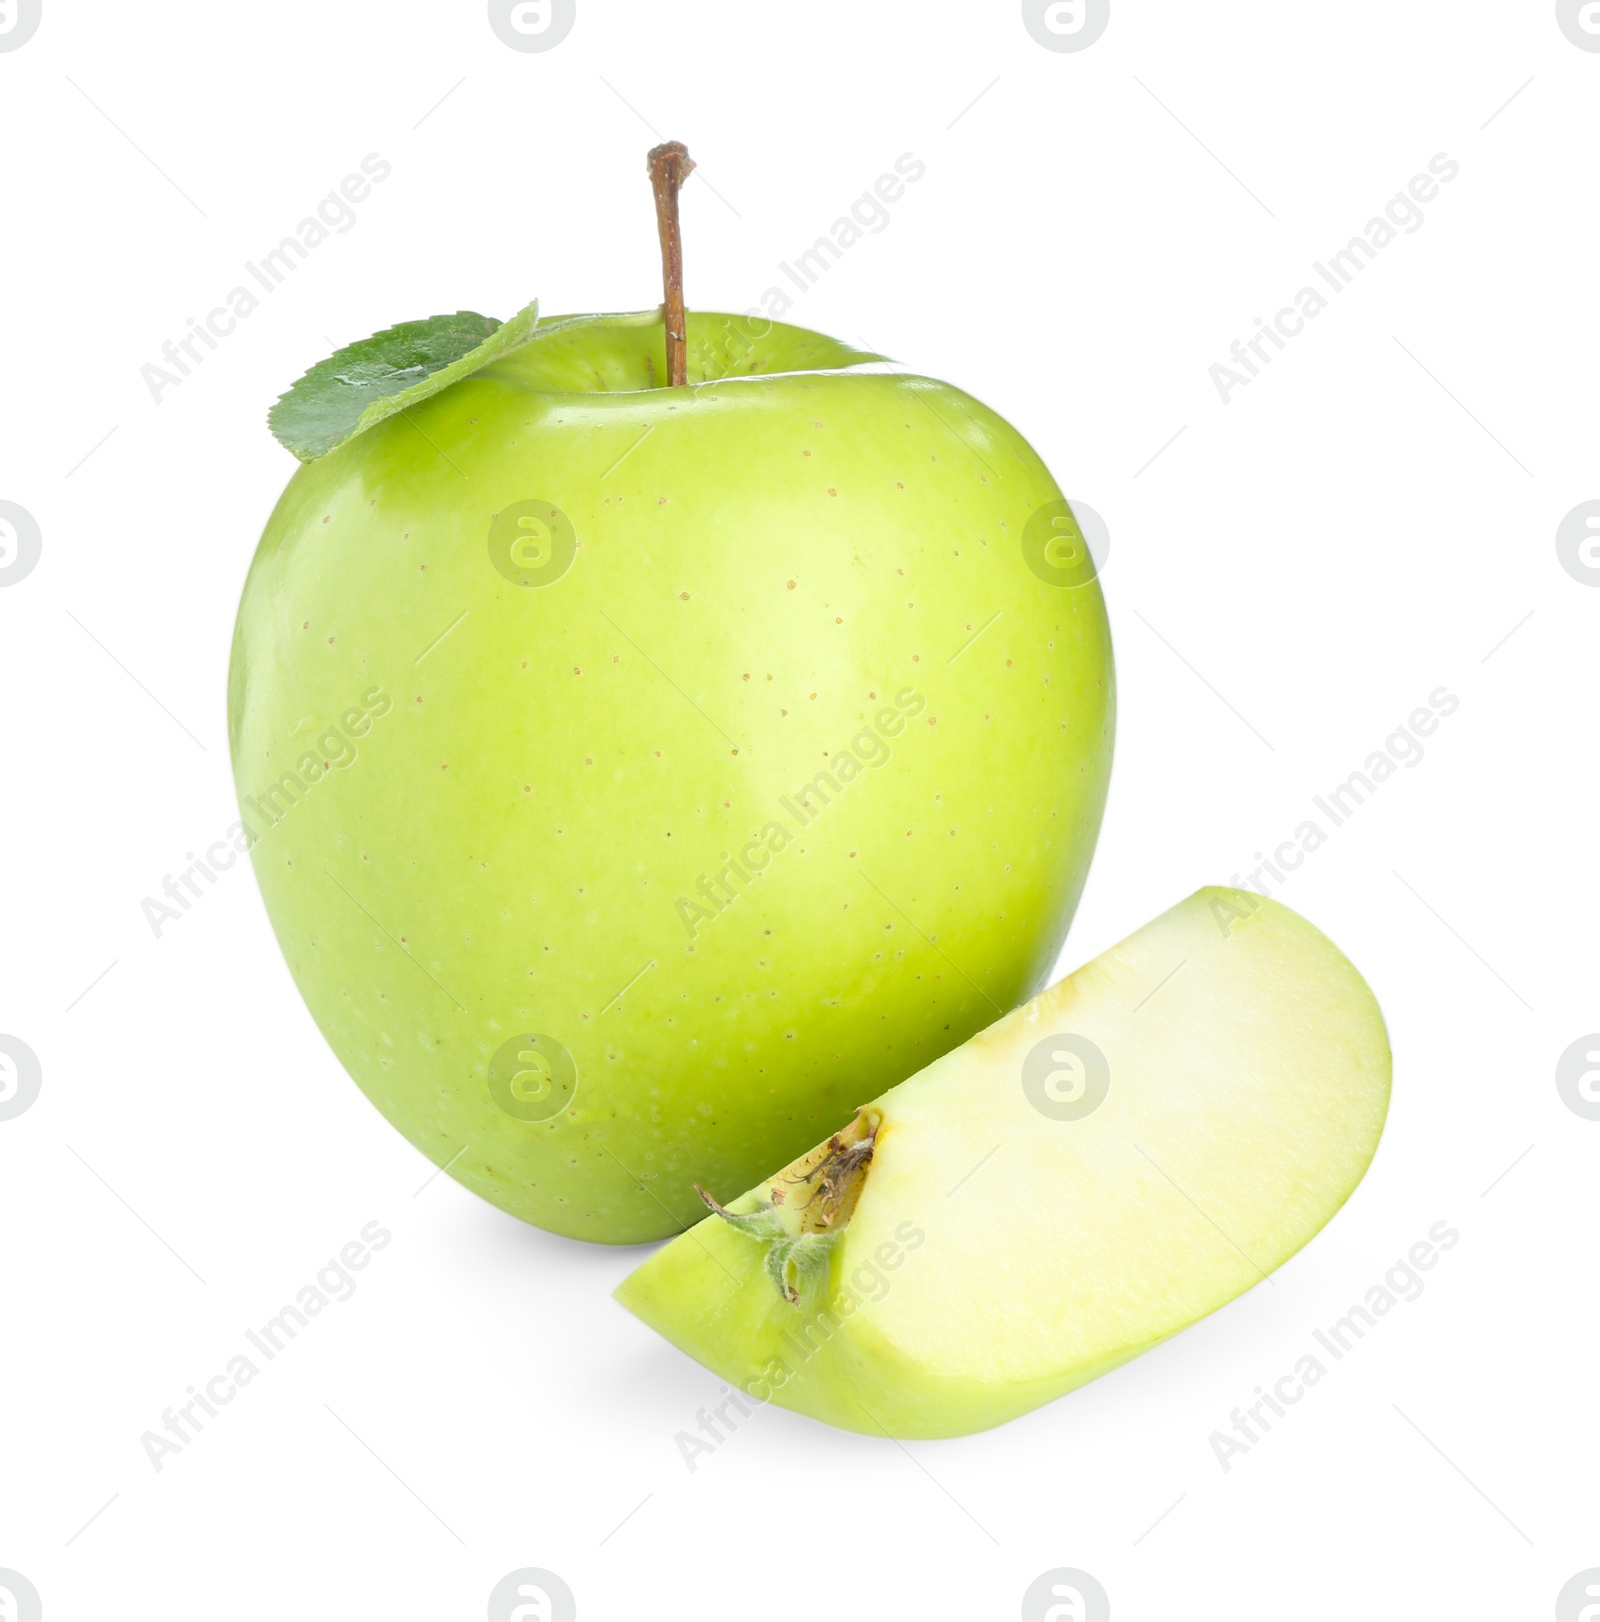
[646,140,696,387]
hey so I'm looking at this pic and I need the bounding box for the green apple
[228,307,1114,1243]
[615,888,1390,1434]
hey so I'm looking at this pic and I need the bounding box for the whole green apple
[228,307,1114,1241]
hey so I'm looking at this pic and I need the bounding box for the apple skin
[228,311,1114,1242]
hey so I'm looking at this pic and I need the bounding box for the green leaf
[268,299,541,462]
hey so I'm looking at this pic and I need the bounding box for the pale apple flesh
[228,311,1114,1243]
[614,889,1391,1437]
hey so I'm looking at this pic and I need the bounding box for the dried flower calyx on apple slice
[696,1111,881,1306]
[268,299,541,462]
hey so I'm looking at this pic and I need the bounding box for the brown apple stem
[647,140,695,386]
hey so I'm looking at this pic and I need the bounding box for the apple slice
[615,888,1390,1438]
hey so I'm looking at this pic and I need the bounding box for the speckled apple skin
[227,312,1114,1242]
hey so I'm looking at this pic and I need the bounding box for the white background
[2,1,1595,1616]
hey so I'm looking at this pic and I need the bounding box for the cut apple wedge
[615,888,1390,1439]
